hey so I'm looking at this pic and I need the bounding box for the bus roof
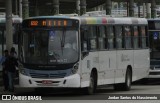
[0,16,22,23]
[76,17,148,25]
[148,18,160,21]
[25,16,148,25]
[26,16,72,19]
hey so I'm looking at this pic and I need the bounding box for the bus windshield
[22,29,79,65]
[149,31,160,59]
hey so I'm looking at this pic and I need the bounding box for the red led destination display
[22,18,79,28]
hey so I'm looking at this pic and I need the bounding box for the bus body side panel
[115,50,134,83]
[98,51,116,85]
[133,49,150,81]
[80,52,99,87]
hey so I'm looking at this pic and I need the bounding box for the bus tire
[114,68,132,91]
[123,68,132,91]
[85,72,97,95]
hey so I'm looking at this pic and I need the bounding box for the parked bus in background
[0,13,22,71]
[147,19,160,79]
[18,16,150,94]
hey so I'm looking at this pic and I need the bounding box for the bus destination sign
[23,19,79,28]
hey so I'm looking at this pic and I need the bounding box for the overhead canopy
[0,0,160,15]
[28,0,105,13]
[28,0,160,15]
[35,0,160,8]
[30,0,160,10]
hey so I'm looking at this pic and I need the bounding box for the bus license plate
[42,80,52,84]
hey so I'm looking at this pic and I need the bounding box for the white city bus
[19,16,150,94]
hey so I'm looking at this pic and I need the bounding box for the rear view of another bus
[148,19,160,78]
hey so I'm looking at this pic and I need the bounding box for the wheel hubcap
[89,76,94,93]
[127,73,131,87]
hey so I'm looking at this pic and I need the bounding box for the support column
[80,0,86,15]
[19,0,22,18]
[35,0,39,16]
[127,2,129,16]
[143,3,146,18]
[137,3,141,17]
[97,6,100,11]
[129,0,134,17]
[5,0,13,51]
[15,0,18,15]
[22,0,29,19]
[2,30,4,55]
[146,3,151,18]
[151,0,156,18]
[52,0,59,15]
[105,0,112,15]
[76,0,80,15]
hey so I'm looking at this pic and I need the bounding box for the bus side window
[88,26,97,51]
[80,26,88,51]
[98,26,107,50]
[115,25,124,49]
[140,26,148,48]
[133,26,139,49]
[145,26,149,48]
[124,26,132,49]
[107,26,115,49]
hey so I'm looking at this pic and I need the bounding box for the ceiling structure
[28,0,160,16]
[0,0,5,12]
[0,0,160,16]
[30,0,160,8]
[26,0,108,16]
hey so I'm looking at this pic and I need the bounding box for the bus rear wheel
[124,69,132,91]
[114,69,132,91]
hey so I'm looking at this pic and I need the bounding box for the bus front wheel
[85,72,97,95]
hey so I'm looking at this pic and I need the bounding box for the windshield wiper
[60,28,66,55]
[60,28,66,47]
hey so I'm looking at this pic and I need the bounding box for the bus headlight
[19,68,27,75]
[19,64,27,75]
[72,63,79,74]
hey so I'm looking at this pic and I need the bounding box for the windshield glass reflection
[22,29,79,64]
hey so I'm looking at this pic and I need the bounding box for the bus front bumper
[146,70,160,78]
[19,73,81,88]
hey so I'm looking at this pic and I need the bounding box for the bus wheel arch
[86,68,98,95]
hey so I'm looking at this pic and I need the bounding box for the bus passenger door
[80,26,99,87]
[81,51,99,87]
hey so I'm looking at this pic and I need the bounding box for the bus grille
[149,72,160,75]
[30,73,66,78]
